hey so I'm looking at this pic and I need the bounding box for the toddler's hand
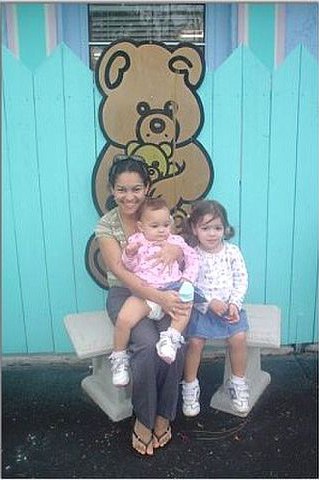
[124,242,140,257]
[209,299,228,317]
[226,303,240,323]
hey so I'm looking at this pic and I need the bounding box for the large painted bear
[86,40,213,288]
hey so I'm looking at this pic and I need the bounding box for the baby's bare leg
[114,296,151,351]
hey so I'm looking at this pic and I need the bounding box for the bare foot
[152,415,172,448]
[132,419,154,455]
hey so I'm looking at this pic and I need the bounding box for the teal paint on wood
[289,47,318,344]
[209,47,243,241]
[198,71,213,174]
[61,45,105,317]
[314,279,318,342]
[16,4,46,70]
[265,48,301,344]
[240,48,271,303]
[2,92,28,354]
[3,43,318,352]
[33,46,79,352]
[248,4,275,70]
[94,80,105,155]
[2,47,54,353]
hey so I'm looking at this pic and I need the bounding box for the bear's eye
[137,102,151,116]
[164,101,178,118]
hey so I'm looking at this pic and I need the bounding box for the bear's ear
[168,46,203,88]
[97,41,135,93]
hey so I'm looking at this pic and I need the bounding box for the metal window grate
[88,3,204,68]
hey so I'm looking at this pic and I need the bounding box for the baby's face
[138,207,172,242]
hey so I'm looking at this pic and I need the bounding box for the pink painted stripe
[275,4,286,68]
[44,4,57,55]
[238,3,248,45]
[5,4,19,58]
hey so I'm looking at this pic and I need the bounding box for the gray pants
[107,286,186,430]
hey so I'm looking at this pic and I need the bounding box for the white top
[195,242,248,311]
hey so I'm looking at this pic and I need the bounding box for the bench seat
[64,304,281,420]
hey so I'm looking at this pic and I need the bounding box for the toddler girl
[181,199,249,415]
[110,197,199,386]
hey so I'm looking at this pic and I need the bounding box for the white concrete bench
[64,304,281,421]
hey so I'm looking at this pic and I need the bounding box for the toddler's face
[138,207,172,242]
[192,214,225,253]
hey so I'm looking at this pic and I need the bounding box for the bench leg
[81,355,133,422]
[210,347,271,417]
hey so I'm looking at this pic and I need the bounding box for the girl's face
[192,214,225,253]
[138,207,172,242]
[112,172,149,216]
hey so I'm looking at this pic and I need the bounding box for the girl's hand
[209,299,228,317]
[226,303,240,323]
[148,243,182,273]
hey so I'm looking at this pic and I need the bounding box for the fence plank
[3,47,54,352]
[2,90,27,353]
[290,47,318,343]
[61,45,105,315]
[210,47,243,238]
[34,45,79,352]
[240,47,271,303]
[198,71,213,172]
[265,47,301,343]
[248,4,275,70]
[16,4,46,70]
[2,43,318,352]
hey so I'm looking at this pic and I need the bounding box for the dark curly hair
[182,199,235,246]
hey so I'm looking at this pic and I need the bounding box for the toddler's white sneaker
[109,351,130,387]
[182,379,200,417]
[156,328,184,364]
[225,377,249,414]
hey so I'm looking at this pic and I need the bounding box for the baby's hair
[137,197,170,220]
[106,154,151,210]
[183,199,235,245]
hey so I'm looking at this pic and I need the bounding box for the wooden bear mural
[86,40,214,289]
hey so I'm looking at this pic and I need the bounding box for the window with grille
[88,3,205,69]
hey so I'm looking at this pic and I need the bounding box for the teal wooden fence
[2,43,318,353]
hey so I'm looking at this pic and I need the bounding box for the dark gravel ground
[2,352,318,479]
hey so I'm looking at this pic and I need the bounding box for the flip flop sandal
[153,426,172,448]
[132,429,153,456]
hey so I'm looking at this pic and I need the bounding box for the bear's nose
[150,118,165,134]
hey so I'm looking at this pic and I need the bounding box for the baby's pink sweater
[122,232,199,288]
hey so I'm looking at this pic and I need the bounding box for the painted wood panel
[289,47,318,344]
[240,48,271,303]
[60,45,105,314]
[265,47,302,343]
[2,47,54,353]
[2,44,318,352]
[2,91,27,354]
[16,3,46,70]
[205,3,238,72]
[209,47,243,239]
[248,3,275,70]
[33,46,78,352]
[56,4,89,65]
[285,4,318,60]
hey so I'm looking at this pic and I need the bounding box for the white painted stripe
[5,4,19,58]
[44,4,57,55]
[275,4,286,68]
[238,3,248,45]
